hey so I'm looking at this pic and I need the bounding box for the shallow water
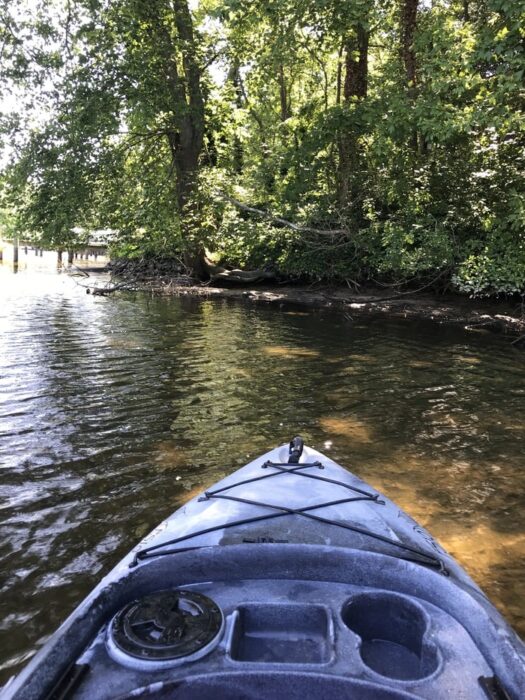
[1,265,524,682]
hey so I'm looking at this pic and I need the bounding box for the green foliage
[364,219,455,278]
[454,240,525,297]
[0,207,17,241]
[0,0,524,294]
[211,207,287,269]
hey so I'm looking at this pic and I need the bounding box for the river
[1,264,524,684]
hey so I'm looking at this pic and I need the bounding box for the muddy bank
[169,284,525,337]
[106,259,525,345]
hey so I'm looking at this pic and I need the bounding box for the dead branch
[359,269,450,302]
[216,190,349,237]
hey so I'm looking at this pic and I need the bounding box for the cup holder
[342,593,439,681]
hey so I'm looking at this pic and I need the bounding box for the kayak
[3,438,524,699]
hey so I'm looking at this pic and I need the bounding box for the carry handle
[288,436,304,464]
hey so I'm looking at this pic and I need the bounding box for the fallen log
[209,268,276,284]
[204,256,276,285]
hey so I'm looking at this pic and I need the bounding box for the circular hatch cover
[110,590,222,661]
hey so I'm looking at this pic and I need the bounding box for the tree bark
[140,0,206,276]
[401,0,418,89]
[400,0,419,151]
[228,61,244,174]
[336,41,344,105]
[146,0,205,277]
[343,25,369,101]
[337,24,369,217]
[278,64,291,122]
[169,0,204,214]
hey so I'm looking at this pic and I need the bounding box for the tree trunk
[400,0,419,151]
[159,0,206,278]
[336,41,344,105]
[343,25,368,102]
[337,24,369,217]
[278,64,291,122]
[170,0,204,210]
[143,0,205,277]
[229,61,244,174]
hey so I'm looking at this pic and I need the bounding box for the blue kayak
[3,438,524,699]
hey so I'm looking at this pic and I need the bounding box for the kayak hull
[2,443,524,699]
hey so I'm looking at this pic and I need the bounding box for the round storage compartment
[107,589,223,669]
[342,593,439,681]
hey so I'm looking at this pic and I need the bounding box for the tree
[2,0,209,273]
[1,0,523,293]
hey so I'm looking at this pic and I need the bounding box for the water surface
[1,266,524,682]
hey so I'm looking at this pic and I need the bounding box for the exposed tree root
[203,257,276,284]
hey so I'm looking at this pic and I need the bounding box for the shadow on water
[0,268,525,681]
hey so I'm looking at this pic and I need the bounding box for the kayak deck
[130,443,448,574]
[3,442,524,699]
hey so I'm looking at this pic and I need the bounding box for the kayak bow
[3,439,524,699]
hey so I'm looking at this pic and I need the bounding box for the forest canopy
[0,0,524,295]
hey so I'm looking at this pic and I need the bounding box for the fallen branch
[216,190,349,237]
[355,269,451,302]
[89,278,137,295]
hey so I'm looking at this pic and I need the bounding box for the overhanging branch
[216,190,349,237]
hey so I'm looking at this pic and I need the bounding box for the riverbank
[106,260,525,345]
[166,283,525,341]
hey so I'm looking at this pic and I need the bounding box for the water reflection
[370,463,525,635]
[263,345,320,358]
[319,417,373,443]
[0,267,524,682]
